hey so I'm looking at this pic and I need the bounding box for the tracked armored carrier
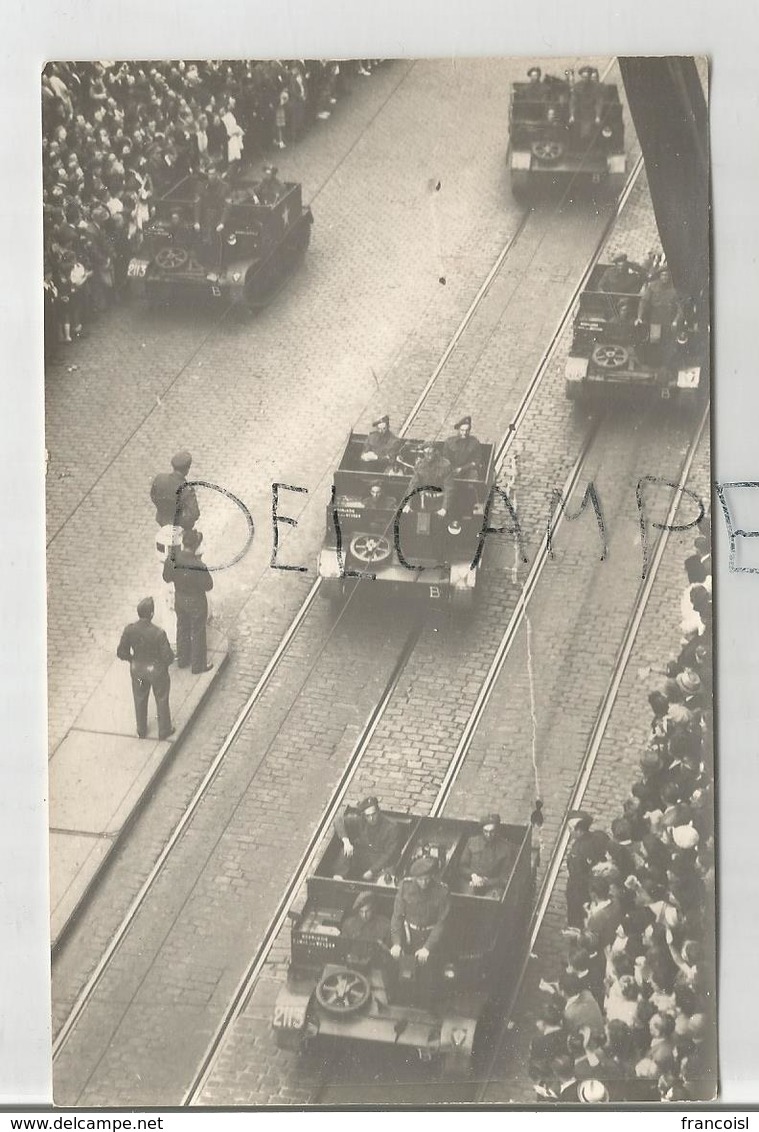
[564,263,704,403]
[507,69,626,199]
[318,432,496,611]
[272,811,534,1076]
[127,174,313,308]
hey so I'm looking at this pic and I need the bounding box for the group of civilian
[529,521,714,1103]
[42,58,381,352]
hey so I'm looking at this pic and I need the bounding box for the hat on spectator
[676,668,701,695]
[672,824,699,849]
[568,810,593,830]
[578,1080,609,1103]
[171,449,192,472]
[409,856,437,878]
[136,596,155,618]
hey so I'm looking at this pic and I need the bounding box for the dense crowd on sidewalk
[529,521,715,1104]
[42,58,381,351]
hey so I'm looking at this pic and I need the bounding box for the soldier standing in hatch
[390,857,450,964]
[117,596,175,740]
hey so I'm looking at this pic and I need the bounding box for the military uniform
[257,170,285,206]
[150,471,200,530]
[162,545,213,673]
[638,275,682,339]
[193,175,230,230]
[361,429,401,467]
[117,602,175,739]
[459,831,517,893]
[341,910,391,945]
[599,260,645,294]
[407,452,453,512]
[442,433,481,477]
[333,806,402,879]
[391,871,450,952]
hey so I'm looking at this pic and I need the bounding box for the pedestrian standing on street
[116,596,175,740]
[162,527,214,674]
[150,449,200,531]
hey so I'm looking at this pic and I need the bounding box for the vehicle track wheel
[155,246,189,272]
[591,343,630,370]
[315,968,370,1015]
[349,532,392,564]
[530,138,564,163]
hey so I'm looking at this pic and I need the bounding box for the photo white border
[2,0,756,1106]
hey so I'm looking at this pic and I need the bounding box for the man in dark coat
[565,812,611,928]
[162,528,214,674]
[360,415,402,468]
[404,441,453,516]
[150,449,200,530]
[333,796,403,881]
[443,416,482,478]
[459,813,517,894]
[391,856,450,963]
[116,596,175,740]
[256,163,285,205]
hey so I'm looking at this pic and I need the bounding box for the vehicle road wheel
[591,343,630,370]
[154,246,189,272]
[349,532,392,565]
[315,968,370,1015]
[530,137,564,163]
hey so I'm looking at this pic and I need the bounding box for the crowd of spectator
[42,58,382,352]
[529,520,715,1103]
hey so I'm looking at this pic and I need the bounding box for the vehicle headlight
[206,272,219,283]
[443,964,457,980]
[227,233,237,245]
[601,126,613,139]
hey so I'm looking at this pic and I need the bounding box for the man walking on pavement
[116,596,175,740]
[151,449,200,641]
[163,528,214,674]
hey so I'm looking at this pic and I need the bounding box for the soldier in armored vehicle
[362,481,398,510]
[390,856,450,965]
[636,267,683,343]
[599,253,645,295]
[360,414,402,468]
[403,441,453,517]
[333,796,403,882]
[569,66,604,131]
[341,891,392,946]
[443,415,482,478]
[459,813,518,896]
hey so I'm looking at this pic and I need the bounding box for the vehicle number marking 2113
[127,261,148,278]
[273,1003,305,1029]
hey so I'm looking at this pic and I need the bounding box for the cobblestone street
[47,55,713,1109]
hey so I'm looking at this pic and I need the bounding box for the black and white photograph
[40,53,717,1108]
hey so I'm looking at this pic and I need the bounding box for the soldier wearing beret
[404,441,453,517]
[390,856,450,963]
[162,527,214,674]
[256,163,285,206]
[599,253,646,295]
[116,596,175,740]
[333,796,403,881]
[569,65,604,133]
[362,480,397,511]
[361,415,402,468]
[150,449,201,530]
[442,415,482,478]
[459,813,517,895]
[341,891,391,946]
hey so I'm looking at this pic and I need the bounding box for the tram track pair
[53,78,643,1079]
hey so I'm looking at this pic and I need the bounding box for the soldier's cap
[369,481,384,491]
[454,415,472,429]
[372,414,390,427]
[182,528,203,550]
[568,810,593,830]
[527,66,542,78]
[358,796,380,814]
[422,440,435,451]
[480,813,501,831]
[171,449,192,472]
[352,891,377,912]
[578,65,595,78]
[409,856,437,878]
[136,596,155,618]
[612,253,628,265]
[263,164,278,175]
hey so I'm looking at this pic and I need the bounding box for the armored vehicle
[272,811,534,1076]
[507,68,626,198]
[127,173,313,307]
[564,262,704,403]
[318,433,496,611]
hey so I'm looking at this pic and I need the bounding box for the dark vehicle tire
[591,343,630,370]
[315,968,370,1015]
[530,138,564,164]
